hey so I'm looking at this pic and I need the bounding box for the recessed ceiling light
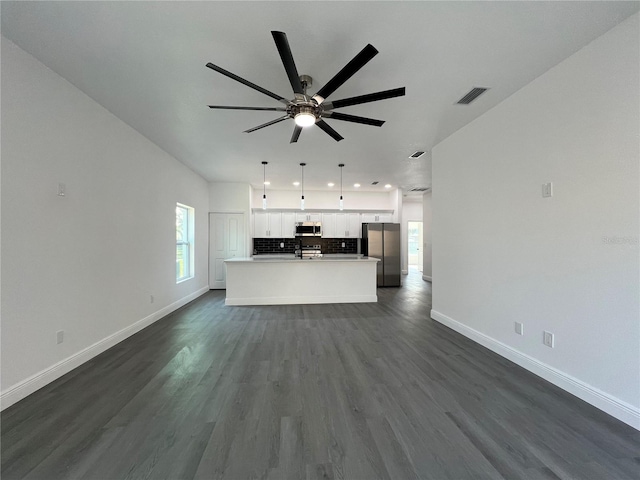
[385,184,392,189]
[328,182,335,187]
[293,181,300,186]
[354,183,361,188]
[263,181,270,185]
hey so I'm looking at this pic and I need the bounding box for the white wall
[431,14,639,428]
[251,189,397,212]
[1,39,210,408]
[422,192,432,281]
[210,182,251,213]
[400,201,423,274]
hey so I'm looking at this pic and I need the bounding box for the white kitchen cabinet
[361,213,393,224]
[254,212,269,237]
[296,213,322,223]
[269,213,282,237]
[346,213,362,238]
[321,213,337,238]
[253,212,283,237]
[326,213,361,238]
[281,212,296,238]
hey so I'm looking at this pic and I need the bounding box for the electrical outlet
[280,242,284,248]
[515,322,524,335]
[342,242,345,248]
[542,182,553,198]
[150,294,154,304]
[56,330,64,344]
[543,331,554,348]
[57,183,66,196]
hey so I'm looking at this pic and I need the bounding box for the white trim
[430,309,640,430]
[226,294,377,306]
[1,286,209,411]
[402,269,409,275]
[422,275,432,282]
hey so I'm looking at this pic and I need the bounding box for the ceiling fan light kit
[206,31,406,143]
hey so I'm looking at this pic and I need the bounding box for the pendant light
[300,162,306,210]
[339,163,345,210]
[261,161,268,210]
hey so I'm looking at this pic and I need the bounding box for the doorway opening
[408,221,423,273]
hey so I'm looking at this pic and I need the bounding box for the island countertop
[223,255,379,306]
[225,256,379,263]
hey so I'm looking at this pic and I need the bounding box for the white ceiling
[2,1,638,193]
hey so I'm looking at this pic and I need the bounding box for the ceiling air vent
[410,187,430,192]
[371,181,379,185]
[456,87,489,105]
[409,151,425,159]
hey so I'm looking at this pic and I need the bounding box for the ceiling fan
[206,31,406,143]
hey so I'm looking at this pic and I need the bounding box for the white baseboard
[226,294,377,306]
[1,286,209,411]
[422,275,432,282]
[430,309,640,430]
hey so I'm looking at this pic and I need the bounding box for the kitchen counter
[229,255,369,263]
[224,256,379,306]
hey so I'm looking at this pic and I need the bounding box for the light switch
[57,183,66,196]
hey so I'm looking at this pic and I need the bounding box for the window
[176,203,195,282]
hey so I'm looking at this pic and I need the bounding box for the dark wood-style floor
[2,269,639,479]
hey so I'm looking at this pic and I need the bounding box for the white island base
[224,257,380,306]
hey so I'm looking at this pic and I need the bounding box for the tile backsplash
[253,237,358,255]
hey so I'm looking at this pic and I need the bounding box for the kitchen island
[224,256,380,306]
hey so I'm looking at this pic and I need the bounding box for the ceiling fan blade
[323,87,406,110]
[323,112,385,127]
[290,125,302,143]
[208,105,287,111]
[271,31,304,94]
[312,44,378,103]
[206,63,289,105]
[315,120,344,142]
[243,115,290,133]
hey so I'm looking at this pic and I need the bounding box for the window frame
[176,202,195,283]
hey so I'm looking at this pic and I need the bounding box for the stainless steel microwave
[295,222,321,237]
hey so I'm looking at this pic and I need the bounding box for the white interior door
[408,221,423,271]
[209,213,245,289]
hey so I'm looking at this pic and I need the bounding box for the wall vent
[409,151,425,159]
[456,87,489,105]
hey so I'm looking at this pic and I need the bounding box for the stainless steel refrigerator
[361,223,401,287]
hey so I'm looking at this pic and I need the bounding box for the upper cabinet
[337,213,362,238]
[296,213,322,223]
[361,213,393,224]
[321,213,337,238]
[252,210,392,238]
[254,211,284,238]
[323,212,361,238]
[281,212,296,238]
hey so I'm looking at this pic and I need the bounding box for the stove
[297,244,323,259]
